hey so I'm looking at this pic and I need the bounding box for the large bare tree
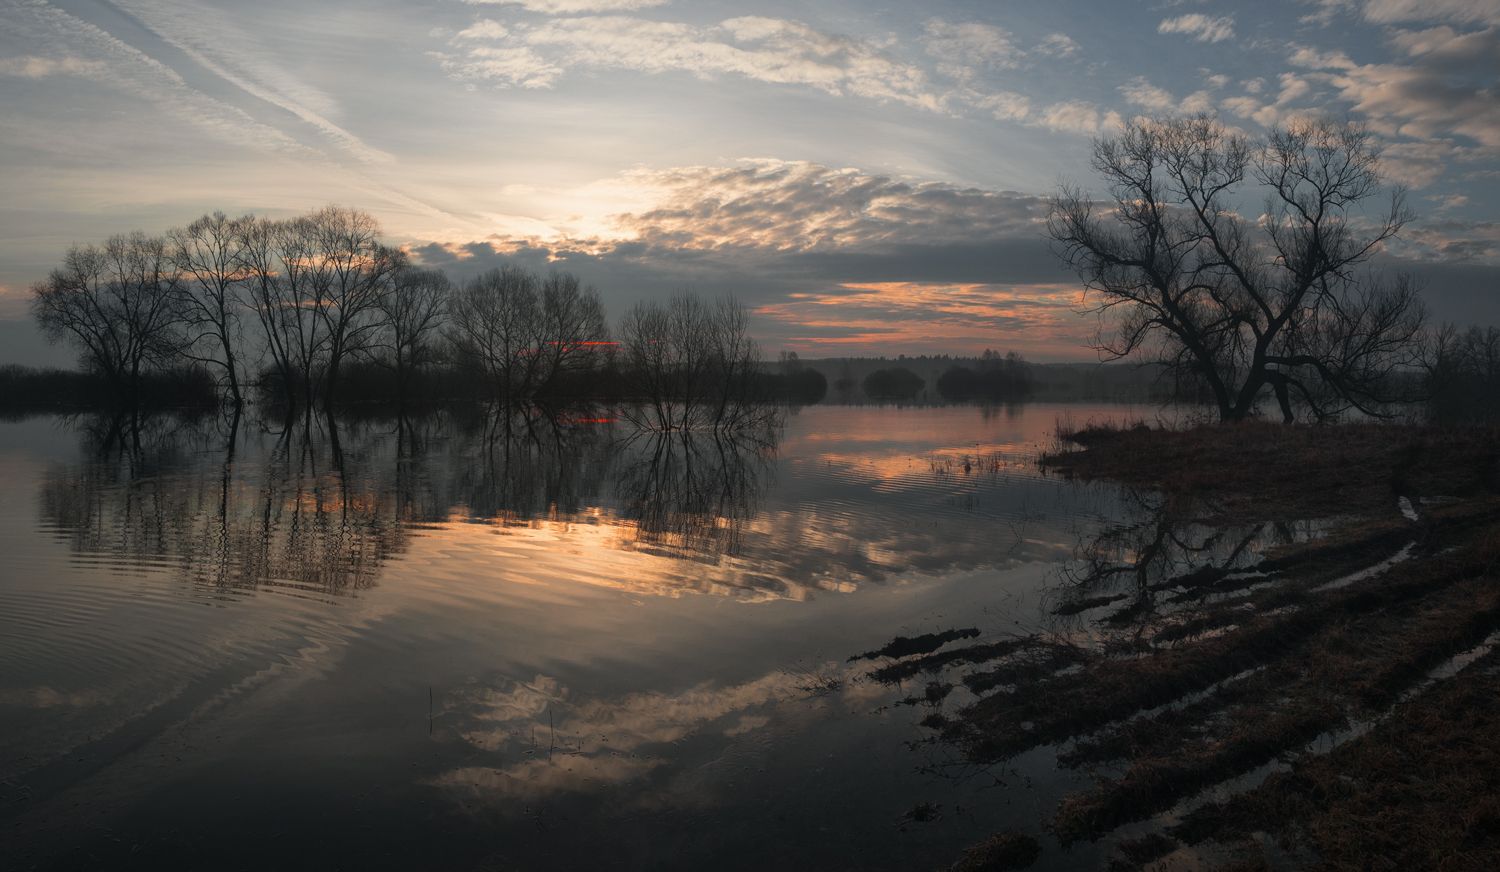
[448,265,544,403]
[619,292,764,431]
[1048,114,1426,422]
[32,232,183,403]
[170,212,252,406]
[240,215,322,406]
[304,206,401,407]
[373,265,451,402]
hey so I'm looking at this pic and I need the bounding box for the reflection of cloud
[0,686,108,708]
[434,664,864,802]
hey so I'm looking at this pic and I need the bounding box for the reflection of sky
[2,0,1498,359]
[0,404,1135,869]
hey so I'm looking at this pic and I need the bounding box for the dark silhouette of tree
[1426,324,1500,423]
[239,214,321,406]
[1048,114,1426,422]
[937,351,1032,401]
[619,292,768,430]
[169,212,252,406]
[306,206,402,408]
[863,367,923,401]
[32,232,184,405]
[372,265,450,404]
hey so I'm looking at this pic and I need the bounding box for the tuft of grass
[950,832,1041,872]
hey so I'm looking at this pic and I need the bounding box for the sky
[1,0,1497,364]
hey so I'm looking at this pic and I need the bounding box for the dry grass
[860,422,1500,870]
[1042,421,1500,523]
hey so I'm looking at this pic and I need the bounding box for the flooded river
[0,403,1144,870]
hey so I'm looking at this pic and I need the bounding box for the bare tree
[620,292,767,430]
[170,212,252,406]
[305,206,401,407]
[537,270,611,391]
[448,266,543,403]
[1426,324,1500,422]
[239,215,322,406]
[32,232,183,403]
[1048,114,1426,422]
[373,265,451,402]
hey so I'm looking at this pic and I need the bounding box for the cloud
[1157,14,1236,43]
[921,18,1025,80]
[461,0,670,11]
[1362,0,1500,26]
[2,0,311,158]
[455,19,510,40]
[969,90,1031,122]
[1119,76,1215,114]
[405,160,1078,353]
[1388,215,1500,262]
[0,54,104,77]
[109,0,393,164]
[1290,38,1500,151]
[1220,72,1317,127]
[1036,100,1124,135]
[1035,32,1080,59]
[439,13,943,111]
[1302,0,1500,26]
[754,281,1085,355]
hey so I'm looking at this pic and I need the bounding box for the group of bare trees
[1427,325,1500,422]
[618,293,766,430]
[33,206,412,410]
[447,266,611,404]
[1049,114,1429,423]
[31,207,770,428]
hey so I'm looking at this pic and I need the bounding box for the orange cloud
[754,280,1092,359]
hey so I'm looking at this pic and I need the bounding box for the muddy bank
[857,422,1500,870]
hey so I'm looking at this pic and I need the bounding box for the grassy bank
[856,420,1500,870]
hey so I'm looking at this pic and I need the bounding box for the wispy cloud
[1305,0,1500,27]
[1035,32,1081,59]
[461,0,670,11]
[921,18,1025,79]
[109,0,392,164]
[0,54,104,77]
[1158,14,1236,43]
[439,14,944,111]
[2,0,310,157]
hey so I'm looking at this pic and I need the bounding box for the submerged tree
[1048,114,1426,422]
[619,292,768,430]
[305,206,402,407]
[448,265,610,404]
[373,265,451,403]
[32,232,184,404]
[237,207,399,409]
[169,212,252,406]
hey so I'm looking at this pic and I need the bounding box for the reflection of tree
[613,425,775,558]
[1053,489,1313,638]
[39,412,426,598]
[448,404,614,522]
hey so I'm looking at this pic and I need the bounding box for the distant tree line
[936,350,1034,402]
[27,206,807,429]
[1427,325,1500,423]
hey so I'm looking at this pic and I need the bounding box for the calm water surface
[0,403,1142,871]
